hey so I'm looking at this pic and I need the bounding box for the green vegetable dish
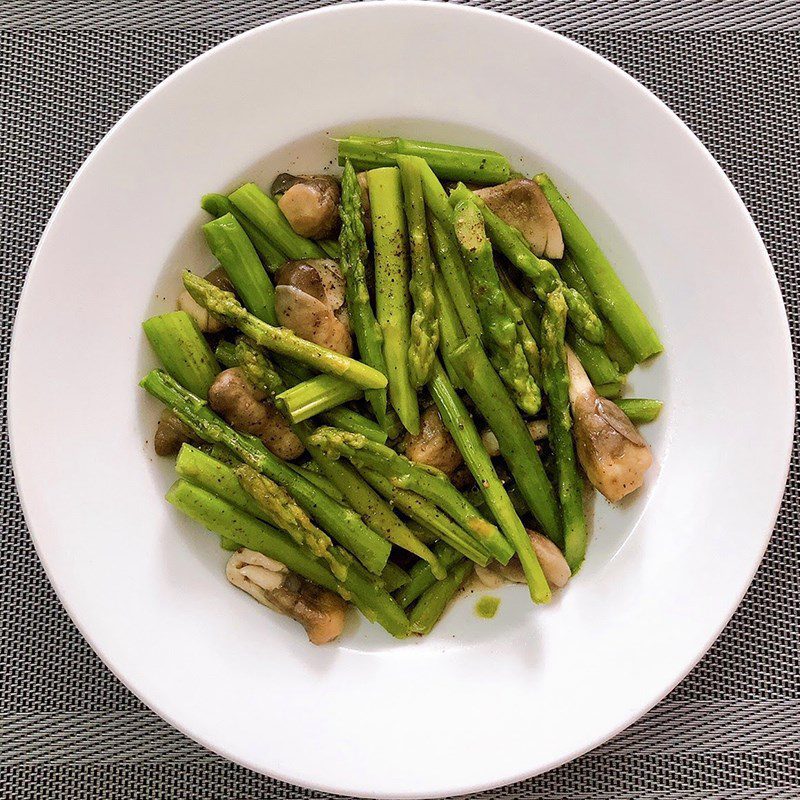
[142,134,663,645]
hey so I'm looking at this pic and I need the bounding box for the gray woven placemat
[2,2,799,798]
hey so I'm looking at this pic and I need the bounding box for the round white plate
[8,3,794,797]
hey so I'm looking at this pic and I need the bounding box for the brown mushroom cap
[208,368,304,460]
[274,174,341,240]
[403,406,464,478]
[475,179,564,260]
[153,409,198,456]
[566,348,652,502]
[274,260,352,356]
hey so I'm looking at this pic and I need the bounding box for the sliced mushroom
[475,179,564,260]
[153,409,199,456]
[476,529,571,590]
[404,405,464,478]
[176,267,233,333]
[274,259,353,355]
[273,174,341,240]
[566,347,653,502]
[481,420,549,458]
[208,368,304,460]
[226,548,347,645]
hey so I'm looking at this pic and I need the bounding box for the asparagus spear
[236,464,351,580]
[396,155,439,387]
[286,461,346,503]
[182,272,387,390]
[409,559,474,635]
[142,311,220,398]
[234,337,285,397]
[319,407,387,444]
[176,443,265,519]
[319,239,340,260]
[453,199,541,416]
[140,369,391,574]
[201,193,286,271]
[229,183,327,261]
[500,269,623,391]
[616,398,663,424]
[167,479,409,638]
[337,135,510,184]
[429,359,550,603]
[541,291,587,572]
[202,214,277,325]
[449,184,605,346]
[214,340,238,369]
[360,468,491,566]
[428,216,484,339]
[339,160,389,424]
[395,541,461,608]
[309,427,514,565]
[367,167,420,434]
[381,562,412,593]
[534,174,663,362]
[432,270,466,386]
[449,336,562,544]
[558,251,635,374]
[275,374,361,423]
[310,452,444,577]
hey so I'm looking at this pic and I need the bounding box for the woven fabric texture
[2,3,799,798]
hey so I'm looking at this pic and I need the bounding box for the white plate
[8,3,794,797]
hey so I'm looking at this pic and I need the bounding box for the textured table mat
[2,2,799,798]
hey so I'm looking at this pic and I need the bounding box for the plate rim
[8,3,796,796]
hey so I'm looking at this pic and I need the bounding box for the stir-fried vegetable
[140,134,662,644]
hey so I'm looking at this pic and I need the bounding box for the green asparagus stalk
[140,369,391,574]
[466,480,530,521]
[309,427,514,565]
[142,311,220,398]
[214,340,238,369]
[182,272,387,390]
[432,270,466,386]
[337,135,510,184]
[381,562,412,593]
[558,251,635,374]
[540,290,586,572]
[500,268,623,390]
[236,464,351,580]
[275,374,361,423]
[202,214,277,325]
[176,443,264,519]
[229,183,327,261]
[616,398,663,424]
[286,461,346,503]
[201,193,286,271]
[409,559,474,635]
[534,174,663,362]
[449,184,605,345]
[396,155,439,387]
[428,217,484,339]
[449,336,562,544]
[453,199,541,416]
[429,359,550,603]
[360,469,490,566]
[395,542,461,608]
[367,167,420,434]
[233,337,286,397]
[167,479,409,638]
[339,160,389,424]
[319,407,387,444]
[319,239,340,260]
